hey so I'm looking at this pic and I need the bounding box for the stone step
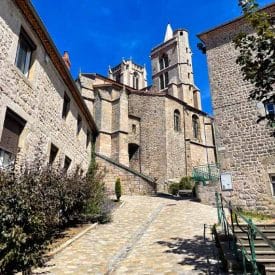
[235,233,275,239]
[237,242,274,252]
[266,266,275,274]
[234,224,275,231]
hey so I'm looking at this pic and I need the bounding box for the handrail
[215,192,275,274]
[220,194,275,252]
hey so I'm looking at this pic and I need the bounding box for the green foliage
[168,177,195,196]
[178,177,194,190]
[0,145,111,273]
[234,0,275,129]
[84,144,111,224]
[168,182,179,195]
[115,178,122,201]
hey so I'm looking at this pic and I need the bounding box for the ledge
[95,153,156,185]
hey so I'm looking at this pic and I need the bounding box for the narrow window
[64,156,71,172]
[133,72,139,89]
[164,72,169,87]
[132,124,137,134]
[160,74,165,90]
[192,115,200,139]
[0,108,26,168]
[160,72,169,90]
[271,175,275,196]
[77,114,82,135]
[62,92,70,119]
[174,110,181,132]
[15,28,36,77]
[49,144,58,165]
[116,74,121,83]
[159,54,169,70]
[86,130,91,148]
[188,73,190,79]
[266,103,275,117]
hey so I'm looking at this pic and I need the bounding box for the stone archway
[128,143,140,172]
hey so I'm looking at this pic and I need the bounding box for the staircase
[234,224,275,274]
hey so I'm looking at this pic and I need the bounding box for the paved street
[34,195,218,274]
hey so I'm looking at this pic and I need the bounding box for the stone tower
[151,24,201,109]
[108,59,147,90]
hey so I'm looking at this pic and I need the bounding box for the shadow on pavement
[156,235,220,273]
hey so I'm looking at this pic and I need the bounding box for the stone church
[78,24,216,190]
[0,0,216,194]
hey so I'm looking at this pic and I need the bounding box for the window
[64,156,71,172]
[116,74,121,83]
[271,175,275,196]
[188,73,190,79]
[77,114,82,135]
[192,115,200,139]
[266,103,275,117]
[0,149,13,169]
[62,93,70,119]
[159,54,169,70]
[160,72,169,90]
[133,72,139,89]
[49,144,58,165]
[0,109,26,167]
[132,124,137,134]
[174,110,181,132]
[15,28,36,77]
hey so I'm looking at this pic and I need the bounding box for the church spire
[164,23,173,42]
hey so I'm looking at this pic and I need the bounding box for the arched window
[174,110,181,132]
[159,54,169,70]
[133,72,139,89]
[192,115,199,139]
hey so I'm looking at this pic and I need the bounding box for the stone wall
[200,5,275,214]
[0,0,94,171]
[96,154,156,195]
[129,93,168,185]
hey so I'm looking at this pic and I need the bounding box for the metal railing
[192,163,220,183]
[215,192,275,275]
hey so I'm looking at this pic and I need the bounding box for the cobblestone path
[34,195,218,274]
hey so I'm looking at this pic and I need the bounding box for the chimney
[62,51,71,70]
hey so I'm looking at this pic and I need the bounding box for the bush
[83,145,112,224]
[179,177,194,190]
[115,178,122,201]
[0,145,111,273]
[168,182,179,195]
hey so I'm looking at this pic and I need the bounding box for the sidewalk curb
[47,223,98,257]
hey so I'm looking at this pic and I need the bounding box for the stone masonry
[0,0,97,172]
[198,3,275,215]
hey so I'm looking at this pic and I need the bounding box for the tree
[233,0,275,129]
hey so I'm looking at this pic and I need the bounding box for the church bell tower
[150,24,201,109]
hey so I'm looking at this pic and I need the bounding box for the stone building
[198,3,275,214]
[0,0,97,171]
[78,24,216,191]
[1,0,216,194]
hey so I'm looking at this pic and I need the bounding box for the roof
[14,0,98,135]
[198,2,275,42]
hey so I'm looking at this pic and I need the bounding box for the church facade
[78,25,216,190]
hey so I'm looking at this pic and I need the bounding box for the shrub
[115,178,122,201]
[168,182,179,195]
[178,177,194,190]
[0,145,112,273]
[83,145,112,224]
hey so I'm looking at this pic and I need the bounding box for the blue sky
[31,0,273,114]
